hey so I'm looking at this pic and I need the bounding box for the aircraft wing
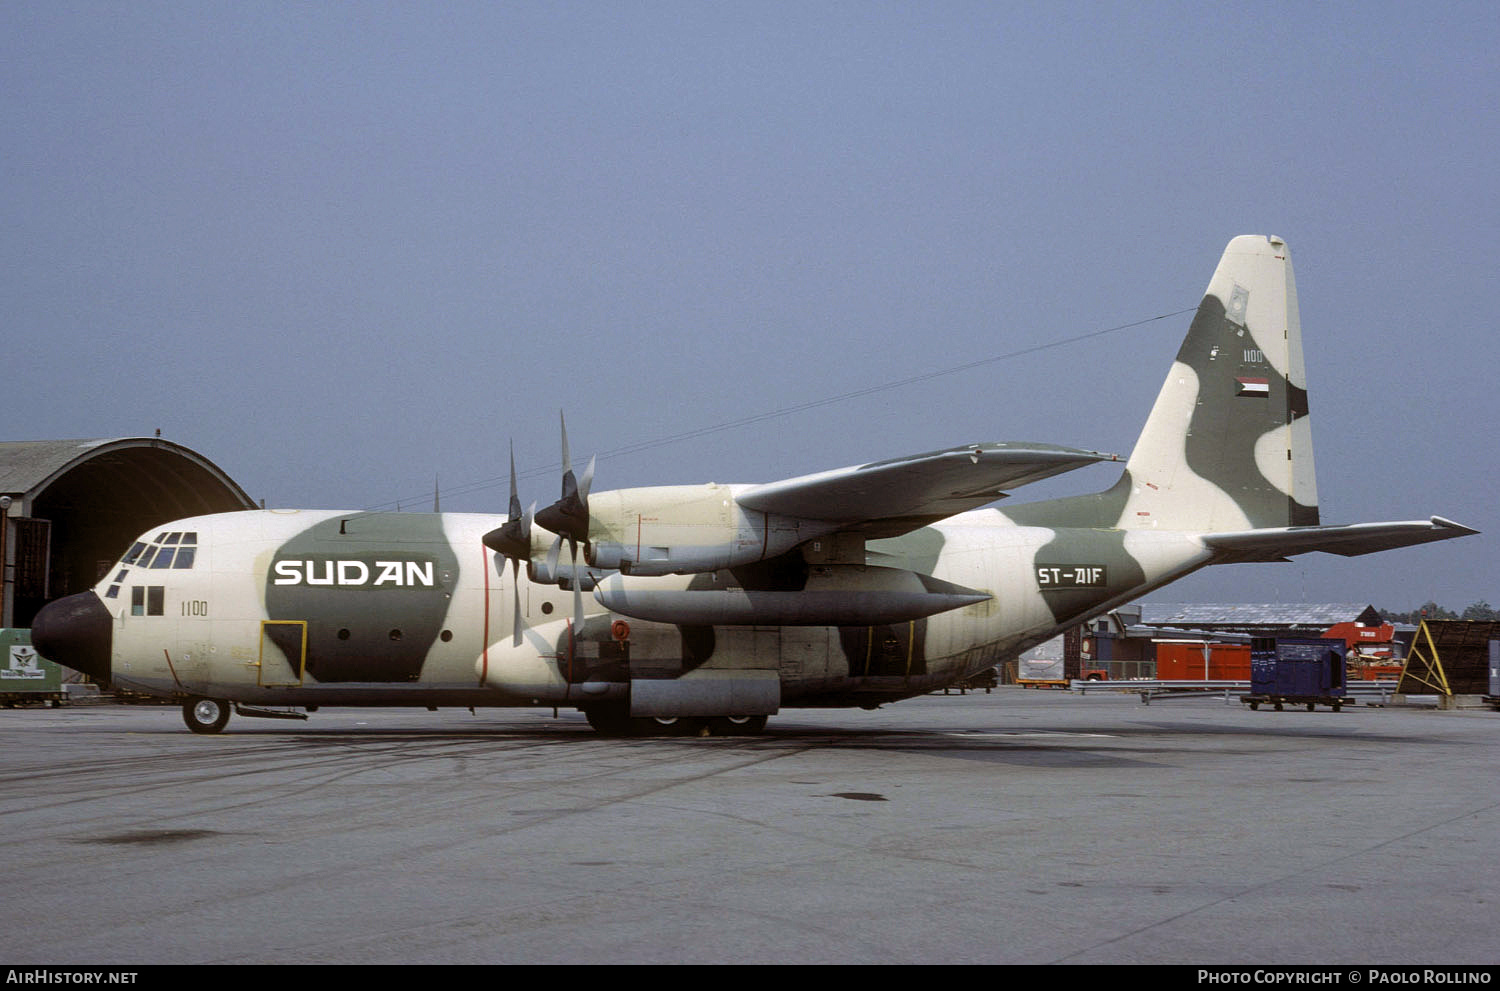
[1201,517,1479,564]
[736,442,1117,537]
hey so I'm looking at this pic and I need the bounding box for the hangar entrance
[0,438,255,628]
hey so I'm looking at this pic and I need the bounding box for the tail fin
[1121,234,1318,531]
[1011,235,1319,532]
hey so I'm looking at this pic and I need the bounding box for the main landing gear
[583,706,768,737]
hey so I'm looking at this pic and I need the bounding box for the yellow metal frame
[258,620,307,687]
[1399,621,1453,696]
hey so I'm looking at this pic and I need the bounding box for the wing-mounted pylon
[594,566,990,626]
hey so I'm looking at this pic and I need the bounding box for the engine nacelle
[525,556,606,591]
[580,483,826,577]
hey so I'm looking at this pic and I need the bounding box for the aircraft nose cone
[31,592,112,681]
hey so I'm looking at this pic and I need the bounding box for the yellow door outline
[259,620,307,687]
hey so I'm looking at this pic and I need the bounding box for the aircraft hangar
[0,438,254,628]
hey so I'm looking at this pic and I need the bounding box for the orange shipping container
[1153,642,1251,680]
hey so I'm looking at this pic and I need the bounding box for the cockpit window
[122,532,198,573]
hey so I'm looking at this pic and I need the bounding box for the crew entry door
[259,620,307,687]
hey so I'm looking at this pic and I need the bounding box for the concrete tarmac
[1,688,1495,965]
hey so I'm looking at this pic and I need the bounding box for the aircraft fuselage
[82,507,1210,713]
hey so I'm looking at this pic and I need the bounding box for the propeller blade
[481,492,532,561]
[507,442,522,520]
[578,454,595,503]
[480,442,537,648]
[541,533,563,582]
[511,557,523,647]
[534,412,592,545]
[569,538,584,634]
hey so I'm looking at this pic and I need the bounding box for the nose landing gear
[182,697,232,734]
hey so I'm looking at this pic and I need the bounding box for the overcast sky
[5,2,1494,611]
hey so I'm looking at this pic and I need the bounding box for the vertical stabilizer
[1007,236,1320,533]
[1117,235,1318,532]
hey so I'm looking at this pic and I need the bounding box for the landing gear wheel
[183,697,231,735]
[584,705,633,736]
[708,714,768,736]
[631,716,703,736]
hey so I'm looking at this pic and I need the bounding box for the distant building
[1138,603,1385,637]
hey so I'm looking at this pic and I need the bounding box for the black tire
[584,705,633,736]
[708,714,768,736]
[183,697,231,734]
[632,715,704,737]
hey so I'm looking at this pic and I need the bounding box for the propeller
[480,443,534,646]
[533,412,594,633]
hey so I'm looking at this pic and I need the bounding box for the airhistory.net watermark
[5,973,138,985]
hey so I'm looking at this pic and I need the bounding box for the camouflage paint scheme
[33,237,1475,732]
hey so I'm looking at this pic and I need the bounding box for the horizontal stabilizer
[1202,517,1478,563]
[737,442,1115,537]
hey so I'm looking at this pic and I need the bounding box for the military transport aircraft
[33,236,1476,735]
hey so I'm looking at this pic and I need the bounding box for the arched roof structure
[0,438,255,626]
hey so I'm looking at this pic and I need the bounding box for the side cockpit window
[129,586,165,617]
